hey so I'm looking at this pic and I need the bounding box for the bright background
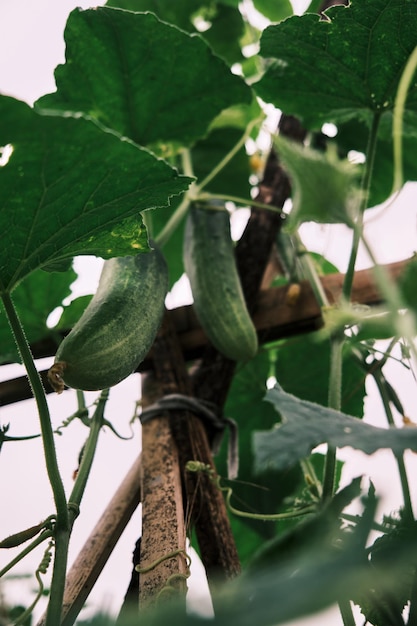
[1,1,417,624]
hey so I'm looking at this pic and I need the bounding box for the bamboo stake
[138,374,188,610]
[35,453,142,626]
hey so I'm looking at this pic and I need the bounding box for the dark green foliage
[37,8,252,151]
[0,96,189,292]
[1,1,417,624]
[354,513,417,625]
[255,0,417,129]
[0,267,77,363]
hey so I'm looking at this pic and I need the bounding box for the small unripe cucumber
[49,247,168,392]
[183,205,258,362]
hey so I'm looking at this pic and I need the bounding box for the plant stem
[155,149,195,248]
[69,389,108,512]
[292,234,330,306]
[197,117,260,192]
[156,119,262,247]
[322,332,344,502]
[323,114,381,506]
[141,208,154,239]
[1,291,71,626]
[290,232,341,502]
[44,529,70,626]
[392,45,417,193]
[0,292,68,527]
[197,191,282,213]
[373,371,414,521]
[359,232,417,363]
[155,192,191,248]
[343,112,381,301]
[338,599,357,626]
[300,457,323,499]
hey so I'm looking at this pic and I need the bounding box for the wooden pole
[1,258,410,407]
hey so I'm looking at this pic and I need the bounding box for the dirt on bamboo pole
[147,312,241,586]
[138,373,188,610]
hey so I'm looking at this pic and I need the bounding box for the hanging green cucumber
[48,246,168,393]
[183,204,258,362]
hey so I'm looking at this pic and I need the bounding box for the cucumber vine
[1,2,417,626]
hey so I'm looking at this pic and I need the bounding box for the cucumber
[48,247,168,392]
[183,205,258,362]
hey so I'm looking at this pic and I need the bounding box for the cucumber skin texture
[55,248,168,391]
[183,206,258,362]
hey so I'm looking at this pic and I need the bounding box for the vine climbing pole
[127,113,308,614]
[36,252,409,624]
[16,0,414,620]
[116,1,350,615]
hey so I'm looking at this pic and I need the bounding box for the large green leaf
[37,8,252,152]
[273,332,366,418]
[105,0,203,30]
[199,3,245,65]
[104,0,244,65]
[254,384,417,472]
[255,0,417,130]
[275,135,361,230]
[0,267,77,364]
[0,96,190,292]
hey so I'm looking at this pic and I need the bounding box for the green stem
[338,599,357,626]
[0,291,73,626]
[142,208,154,239]
[322,333,344,502]
[197,191,282,213]
[155,149,195,248]
[300,457,323,500]
[343,112,381,301]
[323,114,381,505]
[197,117,260,192]
[69,389,109,512]
[373,371,414,521]
[45,529,70,626]
[279,231,338,502]
[155,192,191,248]
[0,291,73,625]
[292,234,330,306]
[341,512,392,534]
[392,45,417,193]
[156,119,262,247]
[0,292,68,527]
[359,232,417,363]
